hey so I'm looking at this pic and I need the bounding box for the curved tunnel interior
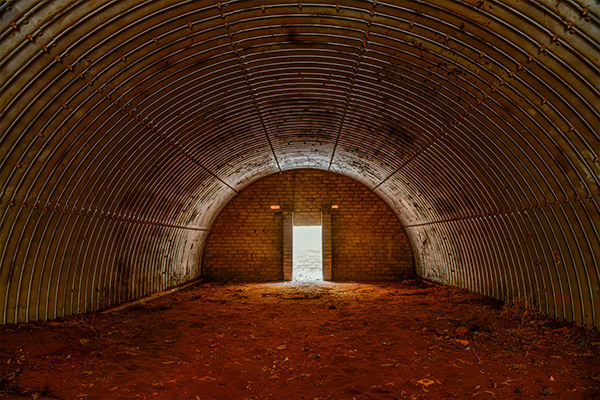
[0,1,598,328]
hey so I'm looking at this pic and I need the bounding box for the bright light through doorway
[293,226,322,281]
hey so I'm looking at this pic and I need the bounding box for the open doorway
[292,225,322,281]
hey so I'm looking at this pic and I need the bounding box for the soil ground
[1,279,599,400]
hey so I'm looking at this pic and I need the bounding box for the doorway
[292,225,322,281]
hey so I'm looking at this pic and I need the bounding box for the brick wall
[202,169,415,281]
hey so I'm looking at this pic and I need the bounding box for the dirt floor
[1,279,599,400]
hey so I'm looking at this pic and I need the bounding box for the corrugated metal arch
[0,0,598,327]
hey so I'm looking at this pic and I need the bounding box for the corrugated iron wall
[0,0,598,327]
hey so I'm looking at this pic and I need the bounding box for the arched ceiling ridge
[460,105,565,202]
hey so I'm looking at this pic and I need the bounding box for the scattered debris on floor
[1,279,599,399]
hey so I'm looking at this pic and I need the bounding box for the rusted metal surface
[0,0,598,327]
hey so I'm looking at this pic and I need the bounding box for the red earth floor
[1,279,599,399]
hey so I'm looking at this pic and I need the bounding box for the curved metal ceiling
[0,0,598,327]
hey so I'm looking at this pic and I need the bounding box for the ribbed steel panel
[0,0,598,327]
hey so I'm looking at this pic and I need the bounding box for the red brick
[203,169,415,281]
